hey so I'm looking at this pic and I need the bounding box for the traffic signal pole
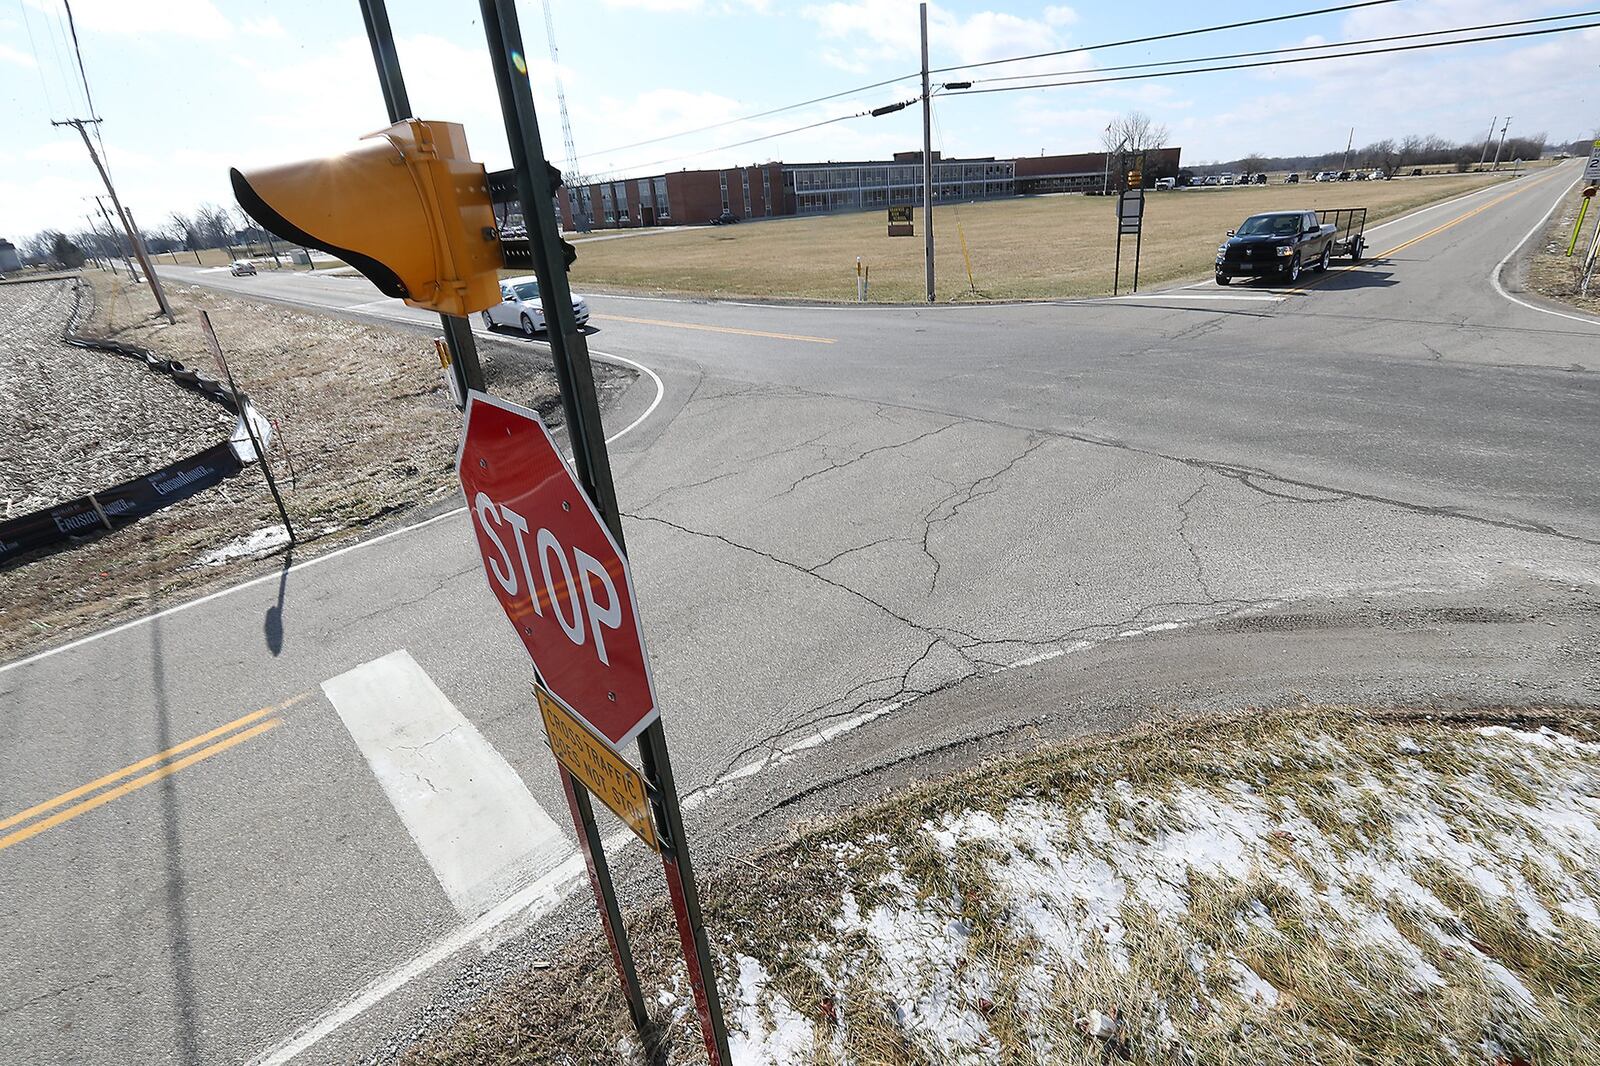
[478,1,731,1062]
[355,0,485,404]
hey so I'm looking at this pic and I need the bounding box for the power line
[579,0,1398,167]
[60,0,108,161]
[579,71,919,162]
[944,20,1600,97]
[16,0,57,118]
[929,0,1403,75]
[968,9,1600,85]
[593,109,870,182]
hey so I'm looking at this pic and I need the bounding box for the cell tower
[541,1,590,231]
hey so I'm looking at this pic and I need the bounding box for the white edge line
[0,323,667,677]
[1489,171,1600,329]
[247,828,633,1066]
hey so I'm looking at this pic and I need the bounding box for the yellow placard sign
[537,687,658,851]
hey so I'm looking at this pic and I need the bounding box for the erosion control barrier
[1,276,265,568]
[0,443,241,566]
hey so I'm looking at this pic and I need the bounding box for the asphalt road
[3,162,1598,1066]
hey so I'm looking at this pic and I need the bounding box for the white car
[482,275,591,335]
[229,259,257,276]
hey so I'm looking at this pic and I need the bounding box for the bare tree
[1239,154,1268,178]
[1363,139,1399,175]
[1102,111,1170,154]
[194,203,236,249]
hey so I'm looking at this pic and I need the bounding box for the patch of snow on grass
[727,955,816,1066]
[1229,959,1280,1007]
[198,524,290,566]
[834,875,998,1061]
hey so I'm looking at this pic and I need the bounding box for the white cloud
[0,40,36,67]
[240,15,287,39]
[1044,5,1077,26]
[28,0,232,39]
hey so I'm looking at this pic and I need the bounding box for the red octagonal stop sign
[457,392,658,751]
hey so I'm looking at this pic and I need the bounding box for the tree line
[16,203,281,269]
[1196,130,1582,179]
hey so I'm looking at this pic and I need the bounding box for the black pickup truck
[1215,210,1337,285]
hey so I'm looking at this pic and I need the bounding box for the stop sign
[457,392,658,751]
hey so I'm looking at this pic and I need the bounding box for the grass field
[568,172,1515,303]
[151,246,344,271]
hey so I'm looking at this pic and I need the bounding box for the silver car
[481,275,590,336]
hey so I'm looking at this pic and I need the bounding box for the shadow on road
[264,550,292,657]
[149,583,202,1065]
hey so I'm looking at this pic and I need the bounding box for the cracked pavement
[5,163,1600,1065]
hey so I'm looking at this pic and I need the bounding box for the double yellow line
[0,693,306,852]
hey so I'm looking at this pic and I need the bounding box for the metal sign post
[198,310,296,545]
[477,2,732,1063]
[1113,189,1144,296]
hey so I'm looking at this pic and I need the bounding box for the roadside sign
[1117,188,1144,234]
[537,686,658,850]
[1585,140,1600,182]
[1127,169,1142,188]
[457,391,659,751]
[887,204,914,237]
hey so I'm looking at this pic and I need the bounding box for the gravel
[0,279,230,516]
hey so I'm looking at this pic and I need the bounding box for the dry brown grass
[567,173,1514,303]
[148,246,344,271]
[0,271,607,660]
[404,706,1600,1066]
[1523,179,1600,317]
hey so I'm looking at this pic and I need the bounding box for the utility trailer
[1317,208,1367,260]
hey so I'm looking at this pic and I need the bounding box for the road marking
[0,717,285,852]
[1490,170,1600,329]
[0,693,308,835]
[321,649,569,920]
[1098,292,1284,303]
[1284,168,1572,297]
[592,312,836,344]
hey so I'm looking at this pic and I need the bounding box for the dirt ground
[569,172,1513,303]
[1523,179,1600,316]
[0,270,632,661]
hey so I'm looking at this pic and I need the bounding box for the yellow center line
[0,717,284,852]
[1285,169,1569,296]
[592,312,836,344]
[0,692,308,835]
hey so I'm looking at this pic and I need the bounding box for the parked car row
[1314,170,1389,182]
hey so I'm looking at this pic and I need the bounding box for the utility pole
[93,195,137,281]
[919,2,934,304]
[1339,127,1354,174]
[356,0,485,401]
[1479,115,1498,166]
[1492,117,1512,170]
[54,117,174,323]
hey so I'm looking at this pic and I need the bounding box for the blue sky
[2,0,1596,239]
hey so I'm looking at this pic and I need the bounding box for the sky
[2,0,1596,241]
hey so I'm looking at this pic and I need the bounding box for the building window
[741,170,752,217]
[654,177,670,218]
[718,171,729,210]
[762,169,771,216]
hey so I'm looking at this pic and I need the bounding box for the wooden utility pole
[54,118,174,323]
[93,196,137,281]
[919,2,934,304]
